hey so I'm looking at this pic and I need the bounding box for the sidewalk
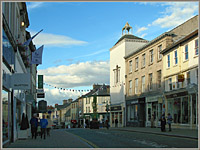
[109,127,198,139]
[4,129,92,148]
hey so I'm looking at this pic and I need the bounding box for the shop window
[112,113,114,123]
[2,89,10,142]
[119,112,122,124]
[173,98,181,123]
[192,94,197,124]
[128,105,138,121]
[182,97,189,124]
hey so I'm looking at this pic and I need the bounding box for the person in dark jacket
[30,113,38,139]
[160,114,166,132]
[40,115,48,139]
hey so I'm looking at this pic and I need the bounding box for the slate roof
[114,34,147,46]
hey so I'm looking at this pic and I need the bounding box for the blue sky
[26,2,198,105]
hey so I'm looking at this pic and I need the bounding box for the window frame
[167,54,170,68]
[174,50,178,65]
[149,49,153,64]
[135,78,138,94]
[135,57,139,71]
[184,44,189,61]
[158,45,162,60]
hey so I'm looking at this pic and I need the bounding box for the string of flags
[43,82,92,93]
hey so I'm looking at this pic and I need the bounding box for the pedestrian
[46,115,53,136]
[40,115,48,139]
[167,113,173,131]
[30,113,38,139]
[106,120,109,129]
[160,114,166,132]
[151,114,155,128]
[115,118,118,127]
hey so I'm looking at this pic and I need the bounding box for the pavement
[4,129,92,148]
[3,127,198,149]
[108,126,198,140]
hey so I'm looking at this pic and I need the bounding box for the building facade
[161,29,198,129]
[2,2,37,146]
[110,22,148,127]
[124,33,173,127]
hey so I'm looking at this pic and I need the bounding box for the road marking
[66,131,99,148]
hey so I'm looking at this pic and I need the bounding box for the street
[65,128,198,148]
[5,128,198,148]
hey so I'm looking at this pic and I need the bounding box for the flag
[31,45,44,64]
[23,29,43,46]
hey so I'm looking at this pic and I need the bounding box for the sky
[26,2,198,106]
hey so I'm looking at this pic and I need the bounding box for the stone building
[110,22,148,127]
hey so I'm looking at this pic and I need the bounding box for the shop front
[126,97,145,127]
[110,105,124,127]
[146,95,163,127]
[165,89,198,129]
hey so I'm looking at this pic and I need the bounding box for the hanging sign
[11,73,30,90]
[38,75,43,89]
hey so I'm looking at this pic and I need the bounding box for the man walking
[40,115,48,139]
[46,115,53,136]
[30,113,38,139]
[167,113,173,131]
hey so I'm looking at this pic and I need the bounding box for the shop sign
[178,74,184,82]
[158,97,163,103]
[37,93,45,98]
[11,73,31,90]
[165,91,188,99]
[111,106,121,111]
[131,100,138,104]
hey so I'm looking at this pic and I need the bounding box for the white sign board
[11,73,31,90]
[37,89,44,93]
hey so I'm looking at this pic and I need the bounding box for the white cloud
[38,61,110,106]
[140,33,147,38]
[31,31,87,47]
[43,88,87,106]
[136,27,148,34]
[74,49,108,59]
[27,2,44,10]
[151,2,198,28]
[38,61,110,88]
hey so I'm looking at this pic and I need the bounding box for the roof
[161,29,198,54]
[65,109,71,117]
[124,32,173,59]
[114,34,146,46]
[82,84,110,97]
[55,102,71,110]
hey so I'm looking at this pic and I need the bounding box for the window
[135,57,139,70]
[129,60,132,73]
[169,78,172,91]
[157,70,161,88]
[158,45,162,60]
[195,39,198,55]
[142,54,146,67]
[176,75,180,89]
[187,71,190,85]
[129,80,132,95]
[135,78,138,94]
[150,50,153,64]
[167,54,170,68]
[174,50,178,65]
[185,45,188,60]
[149,73,153,90]
[114,65,120,84]
[142,76,145,92]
